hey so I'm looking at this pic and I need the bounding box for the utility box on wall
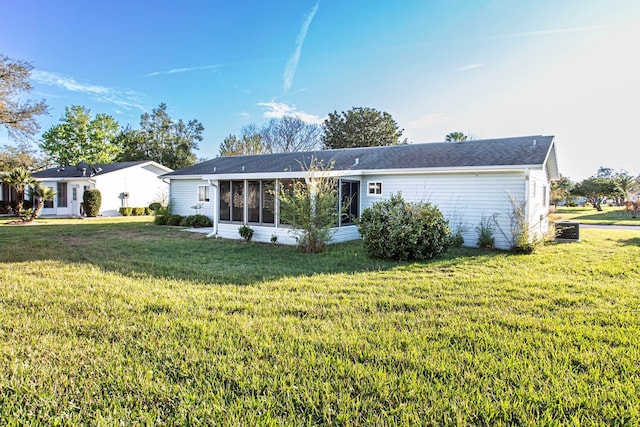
[555,221,580,242]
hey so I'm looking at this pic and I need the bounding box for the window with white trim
[368,181,382,196]
[197,185,210,202]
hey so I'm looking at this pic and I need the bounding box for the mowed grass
[1,219,639,425]
[554,205,640,225]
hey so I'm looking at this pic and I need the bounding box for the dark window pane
[232,181,244,222]
[44,187,53,209]
[262,180,275,224]
[219,181,230,221]
[341,180,359,225]
[57,183,68,208]
[247,181,260,223]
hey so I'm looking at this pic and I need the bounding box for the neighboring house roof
[32,161,173,180]
[163,135,559,179]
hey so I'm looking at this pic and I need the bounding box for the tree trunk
[31,199,44,220]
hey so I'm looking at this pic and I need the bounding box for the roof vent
[242,166,245,172]
[354,157,360,166]
[532,139,537,146]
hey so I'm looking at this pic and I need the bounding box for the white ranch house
[32,161,172,217]
[163,135,560,249]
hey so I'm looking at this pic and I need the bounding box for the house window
[232,181,244,222]
[368,181,382,196]
[262,181,275,224]
[198,185,210,202]
[57,183,68,208]
[247,180,275,225]
[219,180,245,222]
[340,180,360,225]
[72,187,77,201]
[44,186,54,209]
[219,181,231,221]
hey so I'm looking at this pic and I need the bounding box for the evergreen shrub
[357,193,451,261]
[83,190,101,217]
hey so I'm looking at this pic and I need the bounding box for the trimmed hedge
[132,207,145,216]
[155,214,212,227]
[119,207,153,216]
[357,193,451,261]
[83,190,101,217]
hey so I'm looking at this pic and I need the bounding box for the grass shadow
[1,220,399,285]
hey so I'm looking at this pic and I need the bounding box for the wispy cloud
[457,63,485,72]
[144,63,227,77]
[407,113,449,129]
[258,101,324,124]
[283,3,319,93]
[487,25,609,41]
[32,70,146,111]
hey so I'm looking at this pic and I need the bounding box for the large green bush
[119,207,133,216]
[180,214,213,228]
[357,193,451,261]
[131,207,145,216]
[83,189,101,217]
[166,214,183,226]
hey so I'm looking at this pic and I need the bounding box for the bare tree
[261,116,322,153]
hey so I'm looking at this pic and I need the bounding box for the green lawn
[554,205,640,225]
[1,218,639,425]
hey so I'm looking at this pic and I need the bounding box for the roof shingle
[164,135,555,177]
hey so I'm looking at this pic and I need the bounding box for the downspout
[206,179,218,238]
[523,168,531,238]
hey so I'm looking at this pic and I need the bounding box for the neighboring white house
[162,136,560,249]
[32,161,173,217]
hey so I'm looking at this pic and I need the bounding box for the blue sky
[2,0,639,180]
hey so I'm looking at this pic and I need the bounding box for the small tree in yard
[357,193,451,261]
[83,189,101,217]
[30,184,56,220]
[572,177,622,211]
[4,166,35,214]
[278,158,342,253]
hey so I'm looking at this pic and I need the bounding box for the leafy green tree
[572,177,622,211]
[261,116,322,152]
[116,103,203,170]
[595,166,614,178]
[0,141,47,171]
[277,158,342,253]
[40,105,120,166]
[445,132,468,142]
[0,53,49,140]
[4,166,35,213]
[613,170,636,204]
[322,107,406,149]
[550,175,574,205]
[30,183,55,220]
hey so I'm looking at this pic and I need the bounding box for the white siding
[528,168,551,240]
[169,179,215,218]
[169,171,546,250]
[38,180,86,216]
[95,165,169,216]
[361,171,526,250]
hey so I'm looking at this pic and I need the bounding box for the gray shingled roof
[32,161,149,179]
[165,135,555,177]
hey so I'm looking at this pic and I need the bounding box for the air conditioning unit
[555,221,580,242]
